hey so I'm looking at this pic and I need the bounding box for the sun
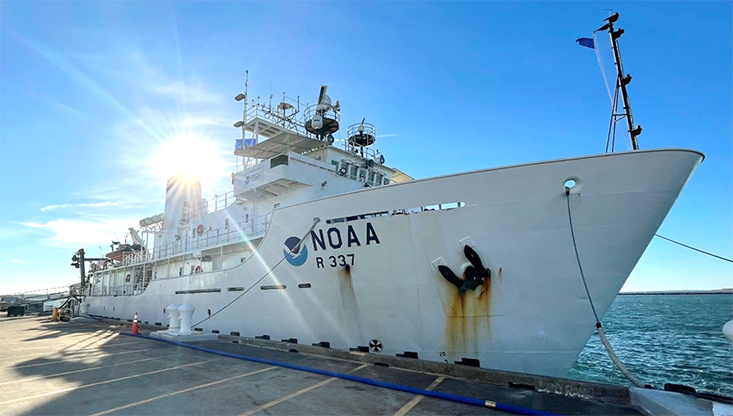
[150,135,231,185]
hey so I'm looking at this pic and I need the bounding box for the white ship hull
[86,149,702,377]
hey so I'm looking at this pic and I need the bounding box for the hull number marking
[316,254,355,268]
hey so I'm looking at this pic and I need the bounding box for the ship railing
[246,103,306,135]
[346,122,376,139]
[241,158,261,170]
[119,211,272,267]
[344,143,382,161]
[190,191,236,218]
[93,282,139,297]
[302,104,340,128]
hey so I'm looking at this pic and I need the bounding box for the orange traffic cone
[132,312,139,335]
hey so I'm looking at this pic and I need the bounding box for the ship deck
[0,315,715,416]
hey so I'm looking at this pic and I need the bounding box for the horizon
[1,2,731,294]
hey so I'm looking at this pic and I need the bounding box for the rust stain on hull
[445,275,493,357]
[338,263,363,342]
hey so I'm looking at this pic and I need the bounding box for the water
[569,294,733,397]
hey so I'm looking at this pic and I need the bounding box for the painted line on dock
[2,337,136,353]
[11,328,110,338]
[13,348,157,369]
[7,340,151,359]
[87,366,277,416]
[1,333,117,347]
[0,354,180,386]
[237,364,370,416]
[392,376,446,416]
[0,360,210,405]
[1,331,113,344]
[0,337,119,350]
[68,339,146,351]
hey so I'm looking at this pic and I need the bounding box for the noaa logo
[283,236,308,266]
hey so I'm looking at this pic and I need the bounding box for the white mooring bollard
[177,304,195,336]
[166,304,181,334]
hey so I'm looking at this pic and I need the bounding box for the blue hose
[120,332,560,416]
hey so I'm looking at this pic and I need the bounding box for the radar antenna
[304,85,340,139]
[347,117,376,147]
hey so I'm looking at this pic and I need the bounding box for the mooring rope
[189,217,320,329]
[654,234,733,263]
[189,256,288,329]
[565,190,645,388]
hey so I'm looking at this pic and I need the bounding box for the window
[368,172,375,183]
[270,154,289,168]
[350,165,358,180]
[331,160,339,170]
[377,174,383,186]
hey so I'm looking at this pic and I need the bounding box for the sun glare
[151,135,229,184]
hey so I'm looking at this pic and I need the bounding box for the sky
[0,2,730,294]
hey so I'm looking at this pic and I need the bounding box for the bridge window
[270,154,289,168]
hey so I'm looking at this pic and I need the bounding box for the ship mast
[599,12,641,150]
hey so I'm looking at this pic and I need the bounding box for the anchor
[438,246,491,295]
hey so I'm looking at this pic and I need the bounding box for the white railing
[93,208,272,296]
[246,103,306,135]
[191,191,236,218]
[118,211,271,267]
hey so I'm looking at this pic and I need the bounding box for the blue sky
[1,2,730,294]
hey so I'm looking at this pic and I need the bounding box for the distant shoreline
[620,289,733,296]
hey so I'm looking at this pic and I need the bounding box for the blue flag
[575,37,595,49]
[245,138,257,148]
[235,139,243,149]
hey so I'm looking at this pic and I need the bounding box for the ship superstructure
[90,84,412,295]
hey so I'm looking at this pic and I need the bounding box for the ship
[79,14,703,378]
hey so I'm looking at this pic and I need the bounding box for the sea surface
[568,294,733,397]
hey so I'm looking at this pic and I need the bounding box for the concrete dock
[0,315,719,415]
